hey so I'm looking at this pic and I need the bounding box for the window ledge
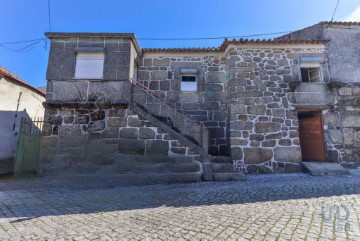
[296,82,328,93]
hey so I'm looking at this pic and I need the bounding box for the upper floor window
[181,76,197,91]
[299,57,325,83]
[300,66,321,83]
[180,68,197,91]
[133,62,138,81]
[75,52,104,79]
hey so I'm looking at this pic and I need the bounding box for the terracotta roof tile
[0,66,45,96]
[321,21,360,26]
[142,47,222,53]
[143,38,327,53]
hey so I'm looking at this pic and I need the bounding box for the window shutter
[75,52,104,79]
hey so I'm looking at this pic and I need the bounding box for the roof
[321,21,360,27]
[45,31,327,55]
[45,32,142,57]
[0,66,46,97]
[143,38,327,53]
[276,21,360,41]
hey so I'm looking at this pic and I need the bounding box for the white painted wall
[0,76,45,173]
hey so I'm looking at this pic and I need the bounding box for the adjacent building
[40,22,360,183]
[277,21,360,166]
[0,66,46,174]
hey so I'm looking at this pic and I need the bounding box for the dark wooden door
[298,114,326,162]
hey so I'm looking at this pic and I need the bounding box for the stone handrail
[130,79,209,154]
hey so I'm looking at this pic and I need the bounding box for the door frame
[297,109,327,162]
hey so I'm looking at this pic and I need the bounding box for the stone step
[131,104,204,156]
[113,154,196,165]
[214,172,245,181]
[211,163,234,173]
[116,162,201,174]
[340,162,358,169]
[64,173,202,186]
[211,156,232,164]
[301,162,349,176]
[166,163,201,173]
[132,164,167,174]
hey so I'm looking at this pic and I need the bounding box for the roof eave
[44,32,143,57]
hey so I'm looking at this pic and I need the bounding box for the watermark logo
[321,202,350,232]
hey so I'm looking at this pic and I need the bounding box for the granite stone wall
[334,85,360,164]
[44,34,360,177]
[226,46,326,173]
[138,55,228,156]
[41,103,202,180]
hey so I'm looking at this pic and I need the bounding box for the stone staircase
[210,156,245,181]
[130,80,244,181]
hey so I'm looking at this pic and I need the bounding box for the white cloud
[342,6,360,22]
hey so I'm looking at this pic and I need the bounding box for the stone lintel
[293,104,331,111]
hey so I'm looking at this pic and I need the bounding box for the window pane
[181,76,196,82]
[300,68,310,82]
[309,68,321,82]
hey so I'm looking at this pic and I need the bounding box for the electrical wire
[0,39,47,52]
[0,30,293,52]
[0,38,47,45]
[137,31,292,41]
[48,0,52,32]
[331,0,341,22]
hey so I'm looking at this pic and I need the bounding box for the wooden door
[298,112,326,162]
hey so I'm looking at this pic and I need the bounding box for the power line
[48,0,52,32]
[0,39,47,52]
[331,0,341,22]
[137,31,292,41]
[0,38,47,45]
[0,30,293,52]
[0,30,292,47]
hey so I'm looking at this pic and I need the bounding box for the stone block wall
[41,103,202,181]
[44,33,360,177]
[46,38,132,81]
[46,36,139,106]
[226,46,326,173]
[331,85,360,164]
[138,55,228,156]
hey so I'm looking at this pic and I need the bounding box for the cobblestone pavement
[2,170,360,240]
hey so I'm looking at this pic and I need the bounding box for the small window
[133,62,138,81]
[300,67,321,83]
[75,52,104,79]
[181,76,197,91]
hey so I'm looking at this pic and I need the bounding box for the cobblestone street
[2,171,360,240]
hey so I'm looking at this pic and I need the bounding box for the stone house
[277,21,360,166]
[41,22,360,183]
[0,66,46,174]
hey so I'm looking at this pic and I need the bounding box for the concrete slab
[301,162,349,176]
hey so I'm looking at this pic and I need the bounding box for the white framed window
[133,62,138,81]
[298,57,325,83]
[74,52,104,79]
[300,63,322,83]
[181,75,197,91]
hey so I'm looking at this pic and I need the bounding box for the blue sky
[1,0,360,88]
